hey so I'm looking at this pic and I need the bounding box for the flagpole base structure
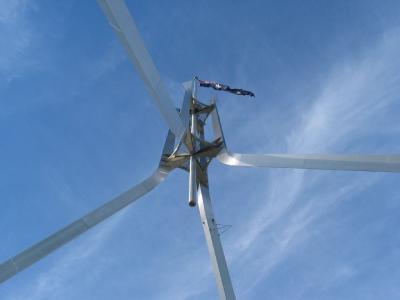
[197,184,236,300]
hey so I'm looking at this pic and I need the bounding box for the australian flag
[196,77,255,97]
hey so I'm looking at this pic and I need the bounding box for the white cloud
[226,27,400,296]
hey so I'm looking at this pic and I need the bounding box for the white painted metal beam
[218,150,400,172]
[0,168,170,284]
[97,0,186,138]
[188,79,199,206]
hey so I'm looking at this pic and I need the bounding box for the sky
[1,0,400,299]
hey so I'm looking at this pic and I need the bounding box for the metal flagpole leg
[197,183,236,300]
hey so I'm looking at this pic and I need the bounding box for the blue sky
[1,0,400,299]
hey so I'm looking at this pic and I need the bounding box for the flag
[196,77,255,97]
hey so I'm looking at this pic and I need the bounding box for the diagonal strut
[210,103,400,173]
[0,131,176,284]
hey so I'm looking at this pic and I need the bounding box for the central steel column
[196,101,236,300]
[188,79,198,206]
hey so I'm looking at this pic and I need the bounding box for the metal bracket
[159,100,224,184]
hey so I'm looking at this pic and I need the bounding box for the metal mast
[188,78,236,299]
[188,80,198,207]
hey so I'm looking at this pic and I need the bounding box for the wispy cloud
[0,0,38,81]
[138,28,400,299]
[80,41,126,84]
[225,27,400,297]
[2,208,130,300]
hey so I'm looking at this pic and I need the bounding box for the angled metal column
[197,184,236,300]
[195,99,236,300]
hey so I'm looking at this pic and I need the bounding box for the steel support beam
[188,79,198,206]
[197,184,236,300]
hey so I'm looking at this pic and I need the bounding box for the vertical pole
[197,184,236,300]
[188,79,198,207]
